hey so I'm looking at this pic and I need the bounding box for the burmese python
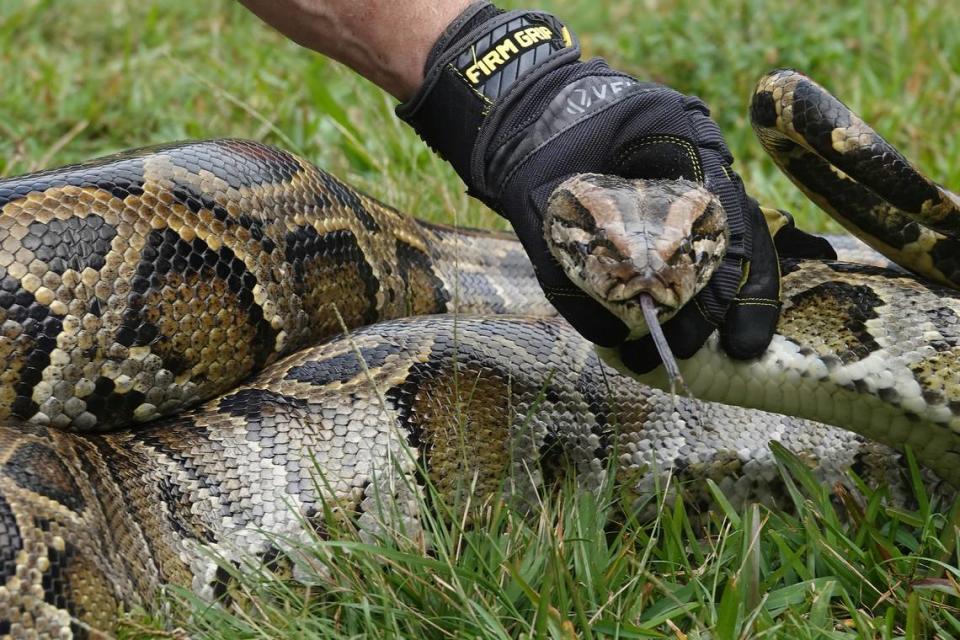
[0,69,957,637]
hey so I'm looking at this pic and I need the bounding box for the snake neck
[607,259,960,486]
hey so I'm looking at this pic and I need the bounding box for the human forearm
[238,0,472,100]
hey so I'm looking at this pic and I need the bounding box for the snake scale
[0,69,958,638]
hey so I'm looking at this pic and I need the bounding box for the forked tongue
[638,293,690,398]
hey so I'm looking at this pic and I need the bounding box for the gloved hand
[397,2,784,372]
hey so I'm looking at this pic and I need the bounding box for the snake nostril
[608,261,640,281]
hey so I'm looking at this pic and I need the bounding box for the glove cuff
[396,3,580,187]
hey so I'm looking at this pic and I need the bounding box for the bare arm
[238,0,473,100]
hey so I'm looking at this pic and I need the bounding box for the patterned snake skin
[0,71,955,637]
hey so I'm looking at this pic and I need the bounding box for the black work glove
[763,207,837,260]
[398,2,782,372]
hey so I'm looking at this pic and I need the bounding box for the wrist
[240,0,473,100]
[397,3,580,192]
[383,1,481,99]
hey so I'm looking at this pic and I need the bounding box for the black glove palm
[398,2,782,372]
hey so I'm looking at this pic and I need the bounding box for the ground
[2,0,960,637]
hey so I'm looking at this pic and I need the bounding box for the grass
[119,446,960,639]
[2,0,958,231]
[2,0,960,638]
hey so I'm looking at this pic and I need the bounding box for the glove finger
[616,301,716,374]
[681,95,734,163]
[762,207,838,260]
[719,201,782,359]
[545,279,631,347]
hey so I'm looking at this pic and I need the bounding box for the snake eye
[592,248,618,266]
[590,241,615,258]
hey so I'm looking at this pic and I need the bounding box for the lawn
[3,0,958,231]
[2,0,960,638]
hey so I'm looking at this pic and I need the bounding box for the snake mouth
[604,271,681,310]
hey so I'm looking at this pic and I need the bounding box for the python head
[544,173,728,337]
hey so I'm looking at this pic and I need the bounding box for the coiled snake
[0,69,958,637]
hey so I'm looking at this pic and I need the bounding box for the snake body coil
[751,69,960,287]
[0,140,549,432]
[0,71,957,637]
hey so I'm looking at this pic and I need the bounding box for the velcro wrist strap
[397,8,580,184]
